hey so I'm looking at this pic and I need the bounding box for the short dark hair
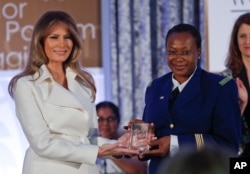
[96,101,120,125]
[165,23,201,49]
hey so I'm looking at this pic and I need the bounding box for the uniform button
[170,124,174,129]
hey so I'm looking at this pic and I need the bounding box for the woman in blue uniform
[136,23,242,174]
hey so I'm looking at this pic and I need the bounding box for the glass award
[129,123,150,152]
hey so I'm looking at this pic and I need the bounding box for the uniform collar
[171,66,197,92]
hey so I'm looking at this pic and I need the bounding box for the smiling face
[237,23,250,60]
[166,32,201,83]
[44,22,73,66]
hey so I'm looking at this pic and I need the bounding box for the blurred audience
[157,147,229,174]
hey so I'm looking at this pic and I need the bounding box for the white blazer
[13,65,101,174]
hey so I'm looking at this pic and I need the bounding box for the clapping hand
[236,77,248,115]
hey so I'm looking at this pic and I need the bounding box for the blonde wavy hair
[8,10,96,100]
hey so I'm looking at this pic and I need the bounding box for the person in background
[128,23,242,174]
[8,11,139,174]
[96,101,147,174]
[156,147,229,174]
[221,12,250,157]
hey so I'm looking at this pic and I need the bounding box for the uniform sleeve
[14,78,99,165]
[178,79,241,155]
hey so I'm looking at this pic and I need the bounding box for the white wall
[0,71,27,174]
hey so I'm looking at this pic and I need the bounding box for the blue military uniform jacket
[143,67,241,173]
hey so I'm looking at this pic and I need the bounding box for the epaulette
[147,80,152,87]
[219,76,232,86]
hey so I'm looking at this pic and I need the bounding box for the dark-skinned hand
[138,135,170,159]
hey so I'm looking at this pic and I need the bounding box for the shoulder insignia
[219,76,232,86]
[147,80,152,87]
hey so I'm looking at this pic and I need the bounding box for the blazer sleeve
[13,78,99,165]
[178,79,242,155]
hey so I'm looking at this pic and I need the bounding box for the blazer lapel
[34,65,85,110]
[162,76,174,102]
[45,82,84,110]
[158,75,173,115]
[66,70,94,110]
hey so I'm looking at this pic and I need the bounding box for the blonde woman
[8,11,139,174]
